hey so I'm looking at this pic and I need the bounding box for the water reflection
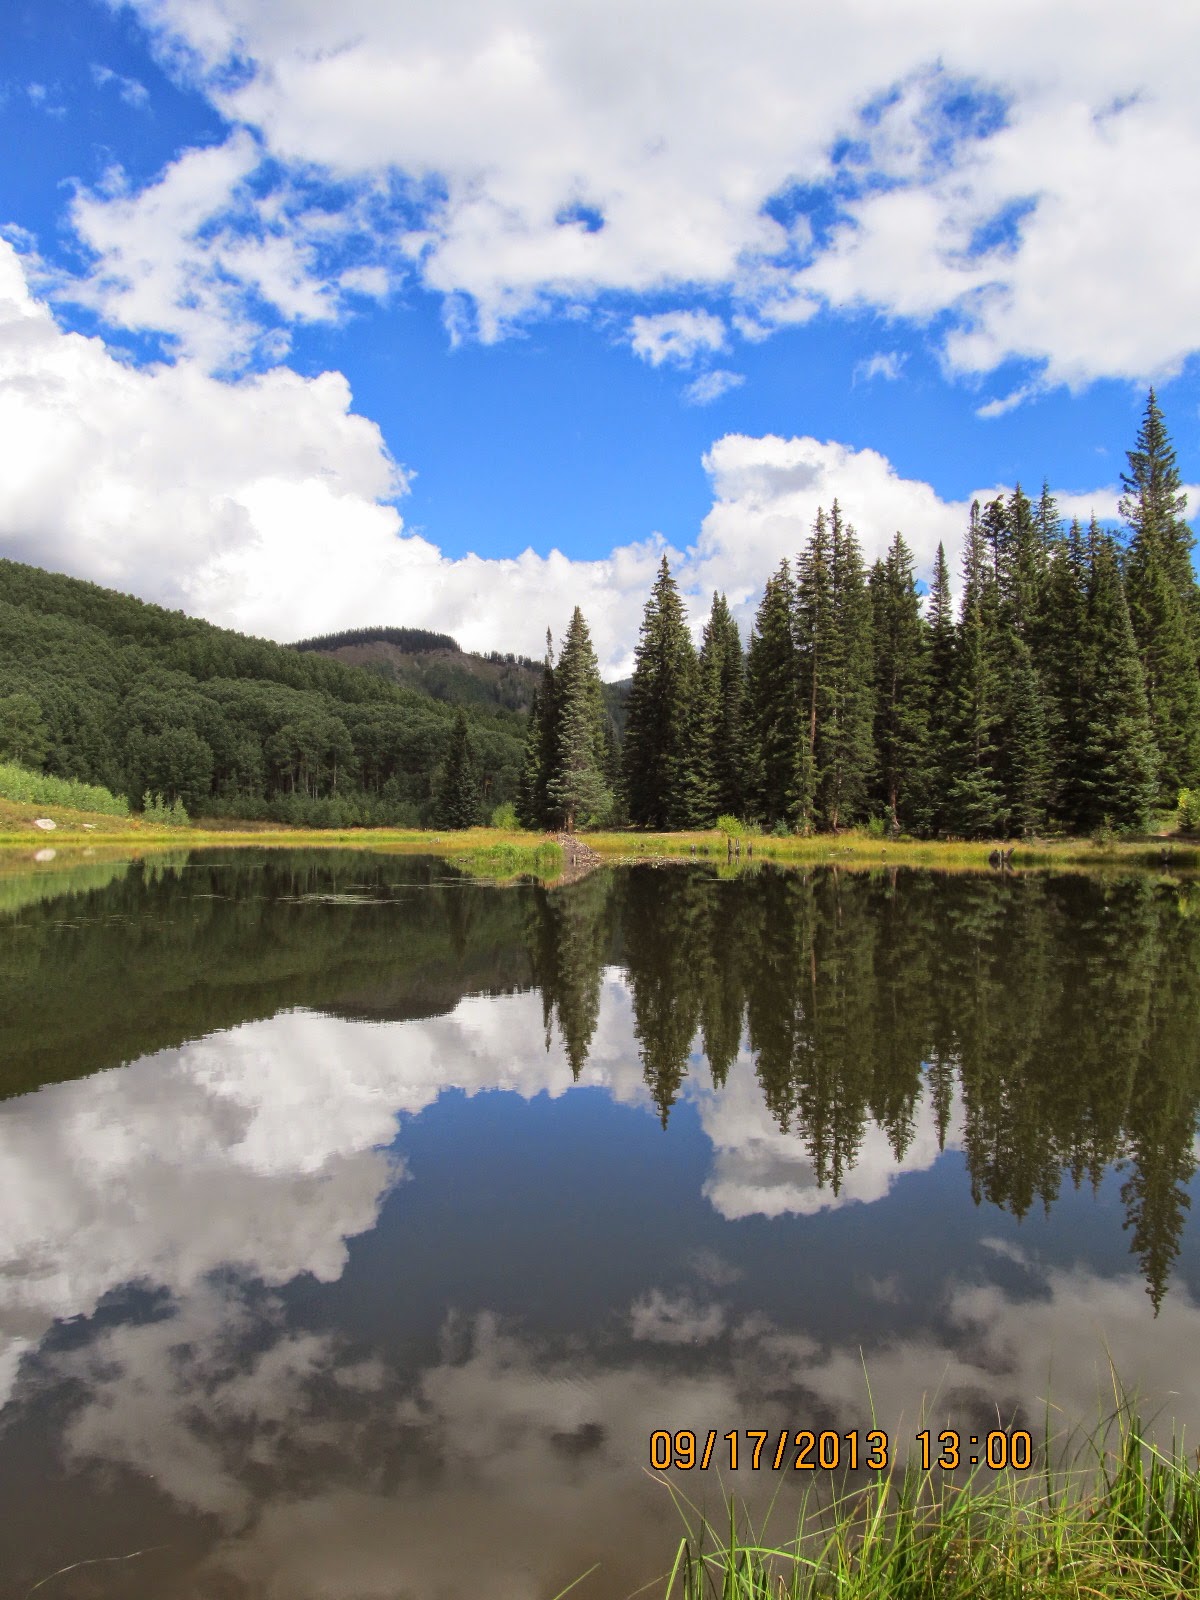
[1,853,1199,1598]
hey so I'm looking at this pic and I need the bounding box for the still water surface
[2,852,1200,1598]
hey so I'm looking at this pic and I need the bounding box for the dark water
[2,851,1200,1599]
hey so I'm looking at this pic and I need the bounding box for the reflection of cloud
[0,981,653,1410]
[946,1265,1200,1445]
[698,1050,962,1218]
[37,1254,1200,1600]
[0,974,981,1415]
[56,1282,384,1523]
[630,1290,726,1345]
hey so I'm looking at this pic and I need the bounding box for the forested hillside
[0,561,526,825]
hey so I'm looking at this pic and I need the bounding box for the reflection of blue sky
[2,981,1198,1597]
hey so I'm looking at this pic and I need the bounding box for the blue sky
[1,0,1198,672]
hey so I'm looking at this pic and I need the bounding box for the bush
[0,760,129,817]
[141,791,191,828]
[490,800,519,829]
[715,814,743,838]
[1179,789,1200,833]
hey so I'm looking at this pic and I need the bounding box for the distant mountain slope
[0,561,526,824]
[295,626,631,730]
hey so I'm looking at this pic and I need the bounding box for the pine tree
[795,507,832,821]
[696,591,745,821]
[434,708,481,828]
[745,561,807,827]
[814,502,874,830]
[1120,389,1199,639]
[1120,390,1200,794]
[1004,635,1051,836]
[546,607,611,830]
[516,631,558,828]
[998,482,1046,635]
[945,503,1005,836]
[869,532,930,832]
[623,556,700,827]
[926,541,957,833]
[1075,522,1159,833]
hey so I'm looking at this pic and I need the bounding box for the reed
[659,1404,1200,1600]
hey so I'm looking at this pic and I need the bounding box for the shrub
[715,814,743,838]
[1179,789,1200,833]
[141,791,191,828]
[490,800,519,829]
[0,760,129,817]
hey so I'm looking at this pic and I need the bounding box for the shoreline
[1,817,1199,879]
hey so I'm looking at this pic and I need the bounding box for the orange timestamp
[649,1428,1035,1472]
[650,1429,891,1472]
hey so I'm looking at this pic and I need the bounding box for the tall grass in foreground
[0,760,129,816]
[661,1408,1200,1599]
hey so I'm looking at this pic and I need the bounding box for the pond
[1,851,1199,1599]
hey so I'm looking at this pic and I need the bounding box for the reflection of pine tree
[698,878,749,1088]
[622,868,711,1125]
[794,872,876,1192]
[526,873,615,1078]
[512,857,1200,1309]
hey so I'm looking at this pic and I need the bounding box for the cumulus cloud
[62,133,378,369]
[45,0,1200,387]
[629,310,727,367]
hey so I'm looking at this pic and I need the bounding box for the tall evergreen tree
[546,607,611,830]
[795,506,833,784]
[623,556,700,827]
[434,708,481,828]
[945,502,1005,836]
[813,502,874,830]
[1004,636,1051,836]
[869,532,930,832]
[696,591,745,821]
[1075,522,1159,833]
[745,561,808,828]
[926,541,957,833]
[1119,393,1200,795]
[516,630,558,828]
[1120,388,1199,645]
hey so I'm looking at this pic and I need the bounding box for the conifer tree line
[519,391,1200,837]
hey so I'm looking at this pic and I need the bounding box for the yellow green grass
[660,1405,1200,1600]
[1,792,1196,878]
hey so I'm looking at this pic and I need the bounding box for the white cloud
[976,382,1040,418]
[62,133,365,368]
[683,368,744,405]
[50,0,1200,386]
[855,351,906,383]
[629,309,727,367]
[90,64,151,108]
[0,244,1146,671]
[690,431,979,628]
